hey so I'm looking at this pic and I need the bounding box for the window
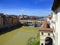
[45,37,53,45]
[48,33,50,36]
[41,43,43,45]
[47,24,50,28]
[41,32,43,35]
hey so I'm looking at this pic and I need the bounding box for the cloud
[0,8,51,16]
[19,8,51,16]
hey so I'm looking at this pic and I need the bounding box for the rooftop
[39,16,53,32]
[52,0,60,11]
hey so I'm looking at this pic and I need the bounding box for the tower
[39,16,54,45]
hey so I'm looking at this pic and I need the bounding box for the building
[18,15,24,20]
[19,15,29,20]
[11,15,18,25]
[0,13,4,28]
[23,15,28,20]
[40,0,60,45]
[39,15,55,45]
[52,0,60,45]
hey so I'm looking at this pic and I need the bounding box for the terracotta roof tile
[39,19,53,31]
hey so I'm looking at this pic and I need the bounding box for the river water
[0,26,39,45]
[28,23,42,27]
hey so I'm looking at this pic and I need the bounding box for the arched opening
[45,37,53,45]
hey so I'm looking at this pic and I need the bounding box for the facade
[39,16,54,45]
[40,29,53,45]
[0,16,3,27]
[0,13,19,29]
[18,15,39,20]
[23,15,28,20]
[19,15,24,20]
[52,0,60,45]
[0,13,4,28]
[7,15,13,26]
[12,15,18,25]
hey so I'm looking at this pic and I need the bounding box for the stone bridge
[19,20,43,26]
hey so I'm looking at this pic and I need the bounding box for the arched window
[45,37,53,45]
[41,43,43,45]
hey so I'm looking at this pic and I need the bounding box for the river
[0,26,39,45]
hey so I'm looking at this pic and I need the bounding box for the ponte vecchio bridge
[19,20,43,26]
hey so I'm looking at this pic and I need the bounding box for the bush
[27,36,40,45]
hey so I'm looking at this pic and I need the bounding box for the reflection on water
[28,23,34,27]
[28,23,42,27]
[37,23,42,27]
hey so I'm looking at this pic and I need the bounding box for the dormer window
[47,23,50,28]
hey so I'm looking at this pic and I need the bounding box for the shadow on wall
[0,22,23,35]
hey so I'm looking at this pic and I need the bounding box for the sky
[0,0,54,16]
